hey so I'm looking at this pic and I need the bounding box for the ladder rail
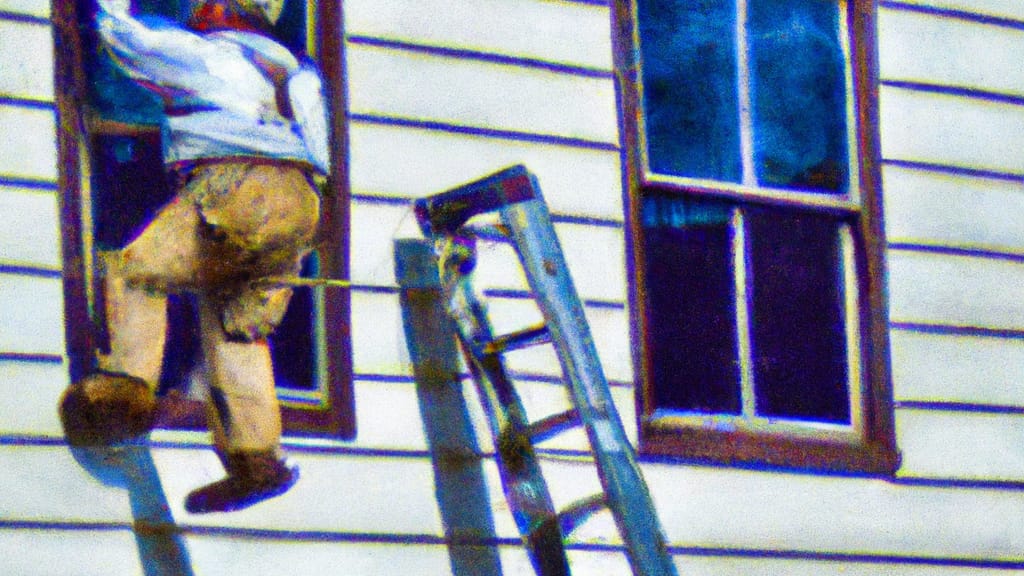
[499,190,678,576]
[434,232,571,576]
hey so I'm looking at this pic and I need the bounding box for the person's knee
[219,286,294,342]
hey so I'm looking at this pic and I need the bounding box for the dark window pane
[747,208,849,423]
[642,196,740,414]
[638,0,741,182]
[749,0,848,192]
[270,255,319,391]
[90,133,174,250]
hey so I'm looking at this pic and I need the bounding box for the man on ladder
[59,0,329,514]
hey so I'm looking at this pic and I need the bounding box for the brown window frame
[613,0,899,474]
[53,0,354,439]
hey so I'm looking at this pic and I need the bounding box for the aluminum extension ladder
[414,165,678,576]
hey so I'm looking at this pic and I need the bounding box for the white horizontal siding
[879,85,1024,175]
[0,529,143,576]
[344,0,612,71]
[0,105,57,180]
[0,360,67,436]
[465,221,627,304]
[0,273,65,355]
[346,43,619,145]
[0,186,61,269]
[879,6,1024,97]
[458,374,638,453]
[350,290,412,377]
[0,20,52,101]
[9,446,1024,570]
[543,551,1022,576]
[293,375,634,455]
[350,202,626,301]
[896,409,1024,481]
[186,536,453,576]
[0,446,133,523]
[152,448,445,534]
[479,295,633,382]
[351,290,633,382]
[892,329,1024,406]
[349,122,624,221]
[349,200,421,288]
[464,458,1024,560]
[0,0,49,18]
[883,164,1024,253]
[672,557,1022,576]
[639,462,1023,560]
[893,0,1024,21]
[888,249,1024,330]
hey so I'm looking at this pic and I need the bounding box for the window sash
[635,0,861,207]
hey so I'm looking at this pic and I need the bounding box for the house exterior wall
[1,0,1023,574]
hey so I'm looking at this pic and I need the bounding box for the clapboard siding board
[0,360,67,436]
[349,122,624,221]
[0,0,49,18]
[185,536,455,576]
[456,373,639,453]
[344,0,613,71]
[878,6,1024,97]
[346,43,619,145]
[891,328,1024,406]
[0,273,65,355]
[351,289,633,381]
[0,20,53,101]
[0,529,143,576]
[0,186,61,269]
[0,446,134,523]
[892,0,1024,21]
[309,377,634,454]
[896,408,1024,481]
[152,448,446,534]
[0,105,57,181]
[350,200,627,302]
[638,462,1024,560]
[883,164,1024,253]
[477,457,1024,560]
[10,445,1024,562]
[879,85,1024,175]
[672,558,1024,576]
[888,249,1024,331]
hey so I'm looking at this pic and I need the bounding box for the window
[54,0,353,438]
[615,0,898,472]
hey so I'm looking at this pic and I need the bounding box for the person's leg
[60,196,204,446]
[181,163,316,512]
[184,298,296,514]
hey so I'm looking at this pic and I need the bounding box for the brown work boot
[59,371,157,446]
[184,450,299,514]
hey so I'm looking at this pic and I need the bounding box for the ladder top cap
[415,164,539,237]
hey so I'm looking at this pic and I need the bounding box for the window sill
[640,419,901,476]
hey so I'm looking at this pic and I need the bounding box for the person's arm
[95,0,223,96]
[287,63,330,175]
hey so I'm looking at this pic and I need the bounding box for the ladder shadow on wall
[68,444,194,576]
[396,239,503,576]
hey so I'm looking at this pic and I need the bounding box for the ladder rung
[558,493,608,536]
[482,324,551,355]
[463,223,511,241]
[527,409,580,443]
